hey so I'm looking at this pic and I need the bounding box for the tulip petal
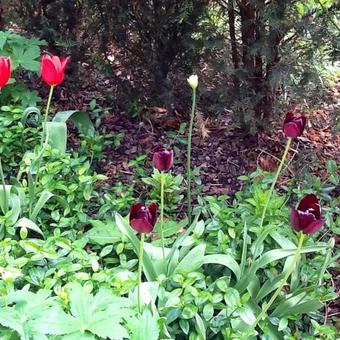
[302,219,325,234]
[41,54,69,86]
[148,203,158,227]
[130,218,154,233]
[297,116,306,133]
[283,122,300,138]
[60,57,70,70]
[129,203,143,221]
[284,112,295,124]
[41,56,58,85]
[297,194,319,212]
[290,209,301,231]
[0,56,11,88]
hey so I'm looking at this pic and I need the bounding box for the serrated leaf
[126,310,159,340]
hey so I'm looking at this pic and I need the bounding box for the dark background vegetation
[1,0,339,133]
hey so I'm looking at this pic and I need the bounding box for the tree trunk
[228,0,240,89]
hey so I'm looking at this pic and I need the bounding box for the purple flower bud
[129,203,158,233]
[290,194,324,234]
[152,146,174,172]
[283,112,306,138]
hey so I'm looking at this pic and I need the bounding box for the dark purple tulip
[129,203,158,233]
[152,146,174,171]
[283,112,306,138]
[290,194,325,234]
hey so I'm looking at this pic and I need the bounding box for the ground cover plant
[0,25,339,340]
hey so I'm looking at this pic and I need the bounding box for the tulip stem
[160,171,165,259]
[29,85,55,217]
[186,87,197,225]
[252,231,305,330]
[259,137,292,230]
[40,85,55,146]
[137,232,145,313]
[0,157,8,214]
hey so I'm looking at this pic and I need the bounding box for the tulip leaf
[236,244,329,292]
[14,217,44,237]
[175,243,206,274]
[30,190,53,222]
[53,110,95,137]
[271,294,323,318]
[166,215,198,276]
[45,122,67,153]
[115,213,157,281]
[203,254,241,280]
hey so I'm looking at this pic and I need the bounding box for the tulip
[283,112,306,138]
[187,74,198,90]
[40,54,70,86]
[129,202,157,313]
[152,146,174,172]
[0,56,11,89]
[129,203,158,233]
[290,194,324,234]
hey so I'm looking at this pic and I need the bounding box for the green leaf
[175,244,206,274]
[272,294,323,318]
[237,306,256,325]
[86,220,121,245]
[115,213,157,281]
[203,254,241,280]
[30,306,79,335]
[45,121,67,153]
[53,111,95,137]
[0,308,23,336]
[31,190,53,221]
[14,217,44,236]
[195,313,206,340]
[126,310,159,340]
[87,311,128,339]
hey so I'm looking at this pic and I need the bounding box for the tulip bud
[129,203,158,233]
[283,112,306,138]
[41,54,70,86]
[152,146,174,172]
[187,75,198,90]
[0,56,11,89]
[290,194,325,234]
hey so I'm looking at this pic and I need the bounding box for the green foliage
[0,31,45,108]
[142,169,184,213]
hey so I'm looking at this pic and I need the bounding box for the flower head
[187,75,198,90]
[0,56,11,89]
[129,203,158,233]
[152,146,174,172]
[40,54,70,86]
[283,112,306,138]
[290,194,324,234]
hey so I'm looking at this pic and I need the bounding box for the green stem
[0,157,8,214]
[137,233,145,313]
[160,171,165,259]
[259,138,292,229]
[29,85,55,216]
[40,85,55,146]
[252,232,305,329]
[186,88,197,225]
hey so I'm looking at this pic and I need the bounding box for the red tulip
[283,112,306,138]
[129,203,158,233]
[0,56,11,89]
[290,194,325,234]
[40,54,70,86]
[152,146,174,171]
